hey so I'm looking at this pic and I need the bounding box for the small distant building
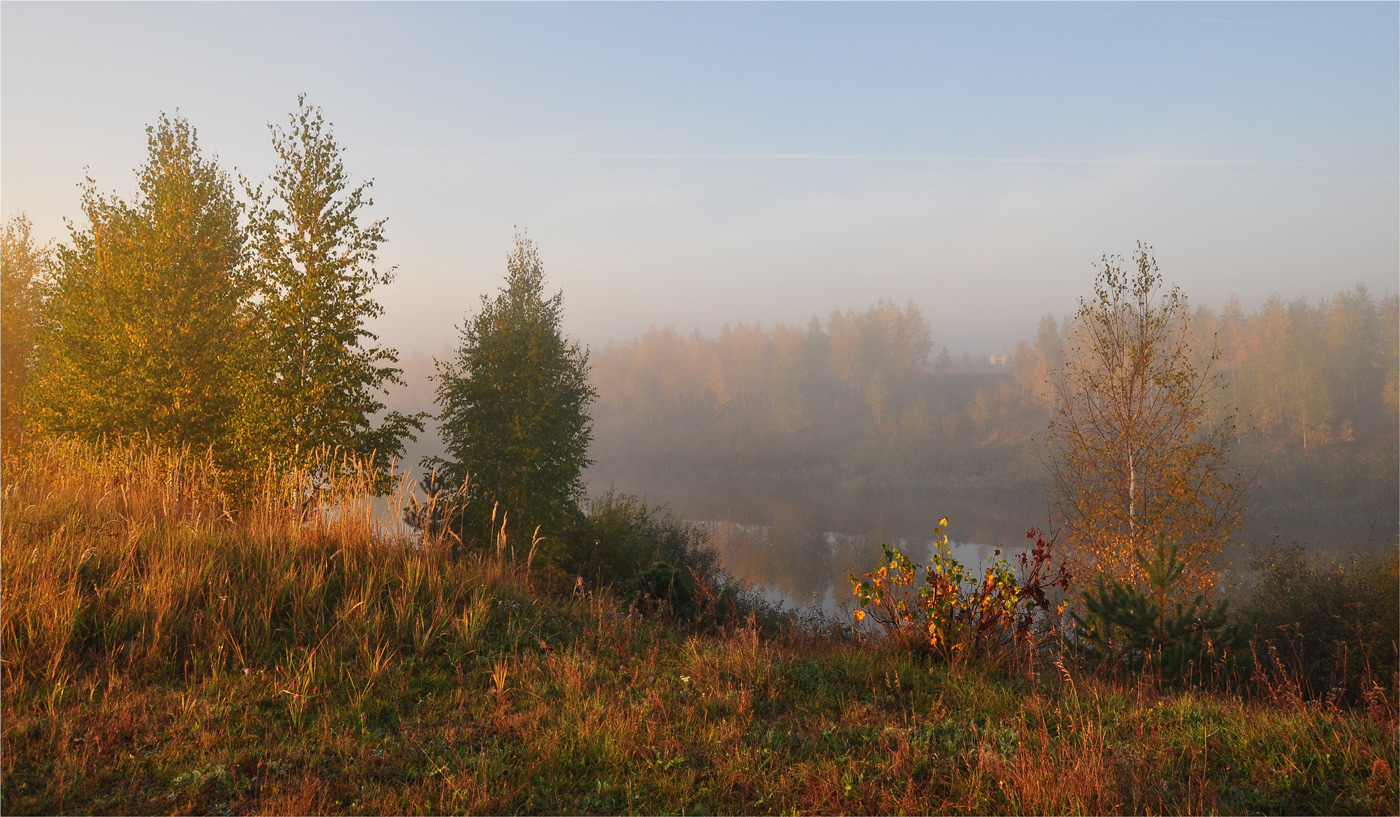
[988,354,1009,366]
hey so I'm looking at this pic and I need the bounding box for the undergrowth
[2,438,1395,815]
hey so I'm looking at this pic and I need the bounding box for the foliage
[1013,313,1066,408]
[565,491,654,586]
[1072,538,1253,686]
[849,519,1070,660]
[1242,541,1399,706]
[593,299,931,424]
[1045,244,1246,599]
[427,233,596,556]
[1223,287,1395,451]
[244,96,422,485]
[0,215,49,454]
[29,114,252,464]
[550,492,793,635]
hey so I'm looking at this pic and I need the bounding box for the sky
[2,1,1396,358]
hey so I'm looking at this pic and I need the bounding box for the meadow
[2,438,1395,815]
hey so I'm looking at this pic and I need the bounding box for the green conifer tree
[426,234,596,556]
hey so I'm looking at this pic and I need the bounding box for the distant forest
[583,288,1398,568]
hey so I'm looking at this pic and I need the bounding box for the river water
[698,520,1035,616]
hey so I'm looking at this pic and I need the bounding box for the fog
[4,3,1396,607]
[4,3,1397,364]
[381,289,1398,609]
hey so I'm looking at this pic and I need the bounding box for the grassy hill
[2,439,1395,815]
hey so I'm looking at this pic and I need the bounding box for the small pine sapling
[633,561,693,619]
[1072,537,1252,686]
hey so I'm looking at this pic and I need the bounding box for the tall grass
[2,437,1395,815]
[1,437,522,691]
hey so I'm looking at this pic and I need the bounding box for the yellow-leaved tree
[30,114,252,462]
[1045,244,1247,599]
[1,215,49,456]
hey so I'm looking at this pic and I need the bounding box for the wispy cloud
[410,150,1393,170]
[1049,8,1286,27]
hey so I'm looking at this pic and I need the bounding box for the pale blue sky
[3,2,1396,355]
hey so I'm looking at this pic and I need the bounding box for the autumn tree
[828,299,932,428]
[30,114,252,458]
[1,215,49,454]
[1045,244,1246,598]
[1014,314,1065,408]
[427,234,596,554]
[244,96,421,482]
[1381,293,1400,426]
[1235,297,1337,450]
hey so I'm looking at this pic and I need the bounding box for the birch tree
[1045,244,1246,597]
[31,115,251,458]
[245,96,421,483]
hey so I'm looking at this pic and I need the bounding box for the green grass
[3,438,1396,815]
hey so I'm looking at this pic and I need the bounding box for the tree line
[588,268,1397,556]
[1018,283,1399,455]
[593,284,1396,462]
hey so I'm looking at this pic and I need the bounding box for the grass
[2,438,1396,815]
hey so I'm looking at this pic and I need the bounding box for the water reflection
[701,521,1030,614]
[367,491,1035,616]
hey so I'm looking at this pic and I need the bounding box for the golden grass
[2,436,1396,815]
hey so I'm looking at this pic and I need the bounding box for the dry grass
[2,437,1396,815]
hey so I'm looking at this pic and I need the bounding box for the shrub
[1242,541,1399,706]
[565,491,656,585]
[848,520,1069,661]
[563,490,720,590]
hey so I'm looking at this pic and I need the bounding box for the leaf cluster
[1,215,51,454]
[849,519,1070,661]
[631,560,694,619]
